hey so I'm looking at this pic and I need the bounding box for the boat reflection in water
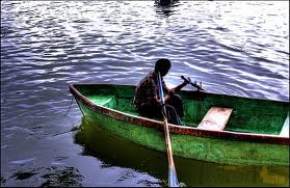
[75,117,289,187]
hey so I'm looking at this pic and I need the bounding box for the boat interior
[74,84,289,137]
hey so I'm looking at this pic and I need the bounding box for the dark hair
[154,58,171,76]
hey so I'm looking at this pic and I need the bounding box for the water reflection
[75,117,289,187]
[154,0,180,17]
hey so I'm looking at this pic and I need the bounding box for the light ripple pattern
[1,1,289,187]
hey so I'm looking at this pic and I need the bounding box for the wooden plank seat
[279,113,289,137]
[198,107,233,131]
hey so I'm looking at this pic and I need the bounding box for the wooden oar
[157,72,179,187]
[181,75,203,91]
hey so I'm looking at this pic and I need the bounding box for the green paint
[73,84,289,166]
[75,118,289,187]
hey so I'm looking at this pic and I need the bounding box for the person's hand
[155,95,161,103]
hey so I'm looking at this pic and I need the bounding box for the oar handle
[181,75,203,91]
[158,73,165,105]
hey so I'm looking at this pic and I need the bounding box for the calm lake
[1,1,289,187]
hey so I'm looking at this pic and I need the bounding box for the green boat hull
[70,84,289,166]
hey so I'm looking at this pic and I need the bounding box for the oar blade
[169,166,179,187]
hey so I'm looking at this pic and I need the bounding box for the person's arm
[168,78,191,95]
[152,79,162,105]
[171,81,187,93]
[155,79,172,105]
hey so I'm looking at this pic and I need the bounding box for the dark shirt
[134,71,168,109]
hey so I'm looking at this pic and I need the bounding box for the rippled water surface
[1,1,289,187]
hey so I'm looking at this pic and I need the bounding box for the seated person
[133,58,190,124]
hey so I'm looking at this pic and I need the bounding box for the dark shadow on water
[40,166,84,187]
[10,172,36,180]
[74,117,289,187]
[1,177,6,186]
[154,0,180,17]
[155,0,177,6]
[2,166,84,187]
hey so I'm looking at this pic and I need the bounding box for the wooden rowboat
[69,84,289,166]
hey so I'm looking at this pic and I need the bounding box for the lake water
[1,1,289,187]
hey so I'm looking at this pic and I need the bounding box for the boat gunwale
[70,83,289,103]
[69,84,290,145]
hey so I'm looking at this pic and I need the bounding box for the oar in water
[157,72,179,187]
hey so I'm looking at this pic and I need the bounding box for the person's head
[154,58,171,76]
